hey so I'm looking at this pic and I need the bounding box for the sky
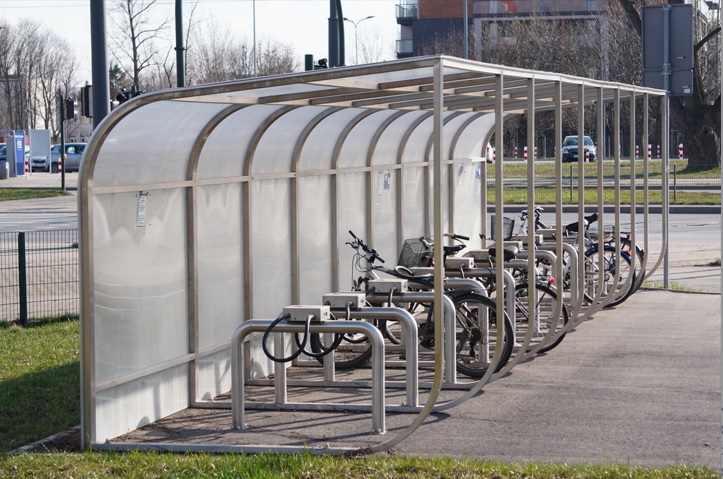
[0,0,401,87]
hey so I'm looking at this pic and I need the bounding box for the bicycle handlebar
[347,230,385,264]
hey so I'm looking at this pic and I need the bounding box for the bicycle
[311,231,515,379]
[511,207,637,308]
[440,233,571,354]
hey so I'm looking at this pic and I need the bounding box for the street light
[343,15,374,65]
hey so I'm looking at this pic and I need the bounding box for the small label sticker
[136,192,149,228]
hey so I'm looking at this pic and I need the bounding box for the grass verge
[0,317,80,452]
[0,189,69,202]
[0,453,718,479]
[641,280,703,292]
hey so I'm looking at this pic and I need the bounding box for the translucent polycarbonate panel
[401,115,434,164]
[426,155,451,237]
[93,101,230,187]
[453,113,496,160]
[250,179,292,318]
[297,176,333,304]
[252,106,333,175]
[197,105,287,180]
[196,183,244,349]
[95,364,188,442]
[338,110,400,169]
[196,349,232,401]
[299,108,370,171]
[92,189,188,384]
[336,173,368,290]
[371,169,399,258]
[373,111,430,167]
[451,159,484,244]
[401,167,428,240]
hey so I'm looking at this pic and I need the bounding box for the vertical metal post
[18,232,27,327]
[59,92,66,191]
[662,5,671,288]
[90,0,110,129]
[673,164,677,203]
[175,0,185,87]
[463,0,469,59]
[569,164,574,202]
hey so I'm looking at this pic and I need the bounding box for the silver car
[49,143,87,173]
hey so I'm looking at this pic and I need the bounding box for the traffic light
[65,98,76,120]
[81,85,93,117]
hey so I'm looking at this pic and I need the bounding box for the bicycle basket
[490,215,516,241]
[398,237,433,268]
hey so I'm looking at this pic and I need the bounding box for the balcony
[396,1,418,25]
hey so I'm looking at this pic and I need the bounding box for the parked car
[562,135,597,162]
[49,143,87,173]
[31,155,51,172]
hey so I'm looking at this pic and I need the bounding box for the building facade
[396,0,609,59]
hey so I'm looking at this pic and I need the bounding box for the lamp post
[343,15,374,65]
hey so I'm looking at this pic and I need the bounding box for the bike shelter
[78,55,667,453]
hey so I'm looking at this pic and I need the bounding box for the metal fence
[0,229,79,325]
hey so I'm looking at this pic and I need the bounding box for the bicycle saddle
[443,244,466,257]
[564,212,598,233]
[488,246,519,262]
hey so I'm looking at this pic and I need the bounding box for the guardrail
[0,229,79,326]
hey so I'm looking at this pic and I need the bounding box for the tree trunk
[672,96,721,168]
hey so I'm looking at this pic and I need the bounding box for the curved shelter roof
[79,56,666,447]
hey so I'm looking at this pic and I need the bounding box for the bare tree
[186,23,296,85]
[0,20,78,142]
[616,0,720,168]
[110,0,169,94]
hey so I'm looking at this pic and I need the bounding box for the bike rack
[231,318,387,433]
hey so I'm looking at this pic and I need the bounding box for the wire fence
[485,159,721,205]
[0,229,79,325]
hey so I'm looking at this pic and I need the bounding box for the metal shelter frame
[79,55,668,452]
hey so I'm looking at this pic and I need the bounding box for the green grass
[0,317,80,452]
[641,280,703,292]
[0,318,717,478]
[0,189,69,201]
[0,453,718,479]
[491,188,721,205]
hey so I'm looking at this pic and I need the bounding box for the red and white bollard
[678,144,683,159]
[534,146,538,160]
[493,148,496,162]
[523,146,528,161]
[24,157,30,174]
[657,144,661,158]
[514,146,518,158]
[58,157,63,174]
[635,145,639,159]
[585,150,589,162]
[647,144,652,160]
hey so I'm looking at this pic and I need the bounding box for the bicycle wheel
[514,282,569,353]
[620,236,646,294]
[583,244,635,307]
[451,292,514,378]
